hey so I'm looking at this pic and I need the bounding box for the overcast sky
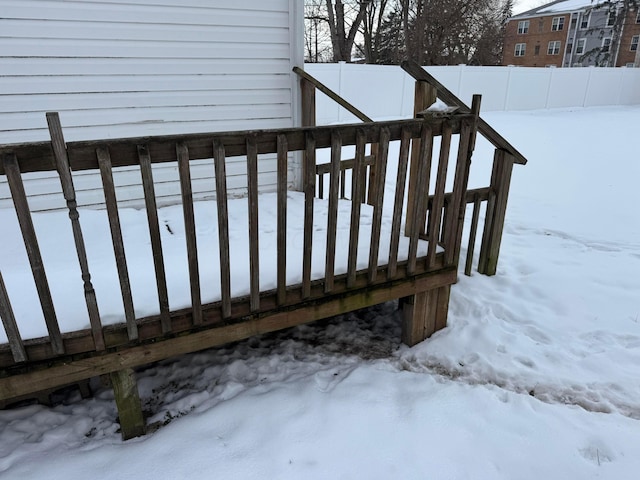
[513,0,548,14]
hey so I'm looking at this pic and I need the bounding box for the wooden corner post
[405,80,437,235]
[110,368,146,440]
[401,285,450,347]
[478,149,515,275]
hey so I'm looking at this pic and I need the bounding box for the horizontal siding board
[0,20,289,44]
[0,74,289,95]
[0,89,291,115]
[0,118,294,144]
[0,39,289,59]
[2,104,292,131]
[2,2,288,27]
[0,58,290,77]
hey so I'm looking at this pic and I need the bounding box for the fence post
[478,149,515,275]
[405,80,437,235]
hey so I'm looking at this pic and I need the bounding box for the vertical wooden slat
[213,140,232,318]
[346,130,366,288]
[3,153,64,355]
[340,169,346,199]
[405,80,437,235]
[443,122,472,266]
[97,147,138,339]
[367,127,390,283]
[426,122,452,269]
[449,95,482,265]
[302,132,316,299]
[46,112,109,347]
[318,174,324,199]
[0,271,27,363]
[246,135,260,312]
[276,134,288,306]
[300,77,316,128]
[176,143,202,326]
[137,145,171,331]
[324,130,342,293]
[407,125,434,275]
[387,128,412,280]
[464,194,482,276]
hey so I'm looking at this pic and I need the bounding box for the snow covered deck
[0,112,477,387]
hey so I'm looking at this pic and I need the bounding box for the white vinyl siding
[0,0,303,210]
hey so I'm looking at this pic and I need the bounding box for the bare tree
[324,0,373,61]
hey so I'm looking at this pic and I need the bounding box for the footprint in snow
[313,366,355,393]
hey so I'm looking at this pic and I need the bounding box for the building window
[567,42,573,54]
[534,45,540,55]
[538,19,544,32]
[518,20,529,34]
[552,17,565,31]
[606,10,616,27]
[580,13,590,29]
[602,37,611,53]
[637,10,640,23]
[515,43,526,56]
[576,38,587,55]
[548,41,561,55]
[626,63,636,67]
[631,35,639,52]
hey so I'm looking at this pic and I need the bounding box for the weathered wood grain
[213,140,232,319]
[302,132,316,298]
[347,130,366,288]
[47,112,109,347]
[177,142,203,326]
[324,131,342,293]
[246,135,260,312]
[276,134,288,306]
[0,271,27,363]
[3,153,64,355]
[367,127,390,283]
[96,146,137,340]
[387,128,412,280]
[426,122,452,269]
[137,144,172,331]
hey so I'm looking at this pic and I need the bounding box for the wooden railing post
[405,80,437,236]
[478,149,515,275]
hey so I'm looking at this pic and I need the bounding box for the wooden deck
[0,63,525,439]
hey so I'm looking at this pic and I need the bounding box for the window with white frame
[517,20,529,34]
[580,13,590,29]
[602,37,611,52]
[552,17,565,31]
[576,38,587,55]
[515,43,526,56]
[632,35,639,51]
[637,10,640,23]
[547,40,561,55]
[606,10,616,27]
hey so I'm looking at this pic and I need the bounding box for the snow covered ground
[1,105,639,479]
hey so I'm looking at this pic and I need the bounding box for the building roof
[512,0,607,19]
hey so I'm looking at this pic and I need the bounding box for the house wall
[503,13,571,67]
[0,0,304,211]
[616,7,640,66]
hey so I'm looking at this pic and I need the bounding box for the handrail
[401,60,527,166]
[293,66,374,123]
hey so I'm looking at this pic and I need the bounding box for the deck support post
[110,368,146,440]
[478,149,515,276]
[401,285,451,347]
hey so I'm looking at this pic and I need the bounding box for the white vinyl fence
[305,63,640,124]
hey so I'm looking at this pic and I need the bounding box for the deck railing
[0,111,476,369]
[295,63,526,278]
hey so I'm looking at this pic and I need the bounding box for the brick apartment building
[503,0,640,67]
